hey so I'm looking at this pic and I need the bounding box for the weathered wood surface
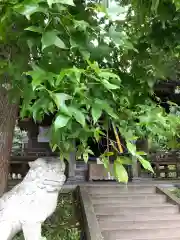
[79,186,104,240]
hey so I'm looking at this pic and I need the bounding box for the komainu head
[24,157,66,191]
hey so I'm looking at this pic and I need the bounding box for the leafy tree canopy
[1,0,180,182]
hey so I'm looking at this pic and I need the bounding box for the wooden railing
[10,148,60,180]
[11,147,59,157]
[150,150,180,179]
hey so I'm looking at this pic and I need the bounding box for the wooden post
[68,151,76,179]
[129,140,139,180]
[26,120,39,149]
[67,141,76,182]
[132,155,139,179]
[133,138,149,179]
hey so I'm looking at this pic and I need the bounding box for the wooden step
[94,204,178,215]
[104,237,180,240]
[88,186,155,194]
[92,196,166,205]
[126,238,180,240]
[99,219,180,230]
[94,202,172,207]
[80,185,180,240]
[97,213,180,222]
[91,194,166,204]
[102,228,180,240]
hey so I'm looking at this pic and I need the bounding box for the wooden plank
[79,186,104,240]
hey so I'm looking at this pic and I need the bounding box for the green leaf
[87,149,94,155]
[136,151,147,156]
[116,156,132,165]
[25,26,43,33]
[101,151,114,157]
[151,0,160,13]
[47,0,75,7]
[102,157,110,169]
[41,31,67,50]
[31,97,51,118]
[53,93,72,109]
[80,50,90,60]
[58,0,75,6]
[60,152,70,162]
[138,156,154,173]
[126,141,136,155]
[114,161,128,183]
[173,0,180,10]
[101,79,120,90]
[99,71,121,82]
[91,106,102,123]
[47,0,53,7]
[14,3,43,20]
[26,65,46,90]
[83,153,89,163]
[95,99,118,119]
[69,106,85,126]
[52,144,58,152]
[74,20,89,31]
[54,114,70,130]
[94,128,104,142]
[109,26,128,46]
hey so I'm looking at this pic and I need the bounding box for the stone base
[66,177,85,184]
[132,177,153,182]
[66,177,77,182]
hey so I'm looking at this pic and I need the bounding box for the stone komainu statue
[0,157,66,240]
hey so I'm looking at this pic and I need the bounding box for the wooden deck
[78,181,180,240]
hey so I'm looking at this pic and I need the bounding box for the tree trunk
[0,88,18,196]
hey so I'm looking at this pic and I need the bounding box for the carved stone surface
[0,157,66,240]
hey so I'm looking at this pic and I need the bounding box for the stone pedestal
[88,163,115,181]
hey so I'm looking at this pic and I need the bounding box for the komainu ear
[28,158,47,169]
[28,161,34,168]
